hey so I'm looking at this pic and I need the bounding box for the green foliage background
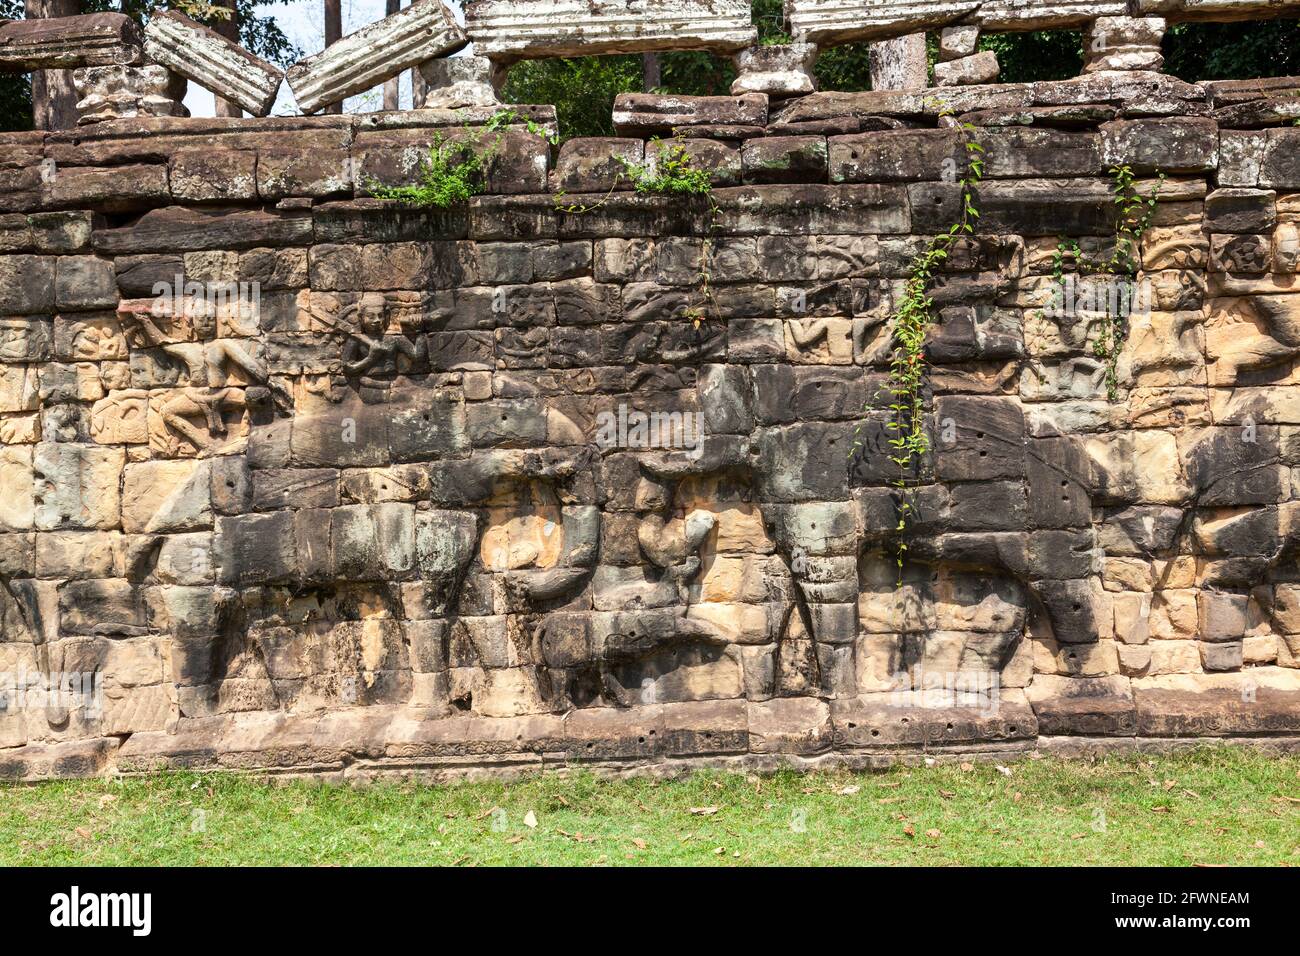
[5,3,1300,135]
[0,0,32,130]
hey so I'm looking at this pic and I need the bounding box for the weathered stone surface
[939,24,979,60]
[466,0,756,63]
[5,90,1300,782]
[94,206,312,254]
[612,93,768,137]
[787,0,1129,45]
[731,43,817,98]
[144,11,283,118]
[0,13,141,70]
[286,0,468,114]
[73,64,187,126]
[933,51,1000,88]
[32,443,123,530]
[45,162,170,211]
[1100,117,1219,173]
[169,149,257,202]
[1083,16,1166,72]
[417,55,503,109]
[1136,0,1300,17]
[552,138,643,193]
[0,255,56,313]
[743,136,827,184]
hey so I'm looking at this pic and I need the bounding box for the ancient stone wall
[3,71,1300,782]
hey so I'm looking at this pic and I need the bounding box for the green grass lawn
[2,748,1297,866]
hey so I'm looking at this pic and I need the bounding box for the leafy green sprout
[365,109,556,209]
[553,139,720,328]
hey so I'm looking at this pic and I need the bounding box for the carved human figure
[121,303,288,453]
[340,293,427,402]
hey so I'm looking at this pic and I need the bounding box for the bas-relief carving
[6,77,1300,774]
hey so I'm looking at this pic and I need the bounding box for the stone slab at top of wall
[3,72,1300,782]
[464,0,757,63]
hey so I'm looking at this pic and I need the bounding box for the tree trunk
[411,63,427,108]
[641,52,660,93]
[25,0,79,131]
[212,0,241,116]
[323,0,342,114]
[382,0,400,110]
[868,32,928,91]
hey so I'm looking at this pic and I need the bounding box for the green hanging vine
[861,113,985,576]
[1047,164,1165,400]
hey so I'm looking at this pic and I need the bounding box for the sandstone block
[72,65,186,126]
[417,56,504,109]
[933,51,1000,87]
[32,443,124,531]
[0,13,141,70]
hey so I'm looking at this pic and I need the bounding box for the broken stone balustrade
[286,0,468,115]
[934,25,998,88]
[1083,16,1167,74]
[143,11,284,118]
[418,56,506,110]
[73,64,188,126]
[731,44,818,99]
[464,0,756,63]
[0,12,142,70]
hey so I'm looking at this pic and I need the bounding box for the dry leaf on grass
[689,806,720,816]
[523,810,538,829]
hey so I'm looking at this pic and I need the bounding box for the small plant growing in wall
[556,138,720,328]
[365,109,554,209]
[623,139,715,197]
